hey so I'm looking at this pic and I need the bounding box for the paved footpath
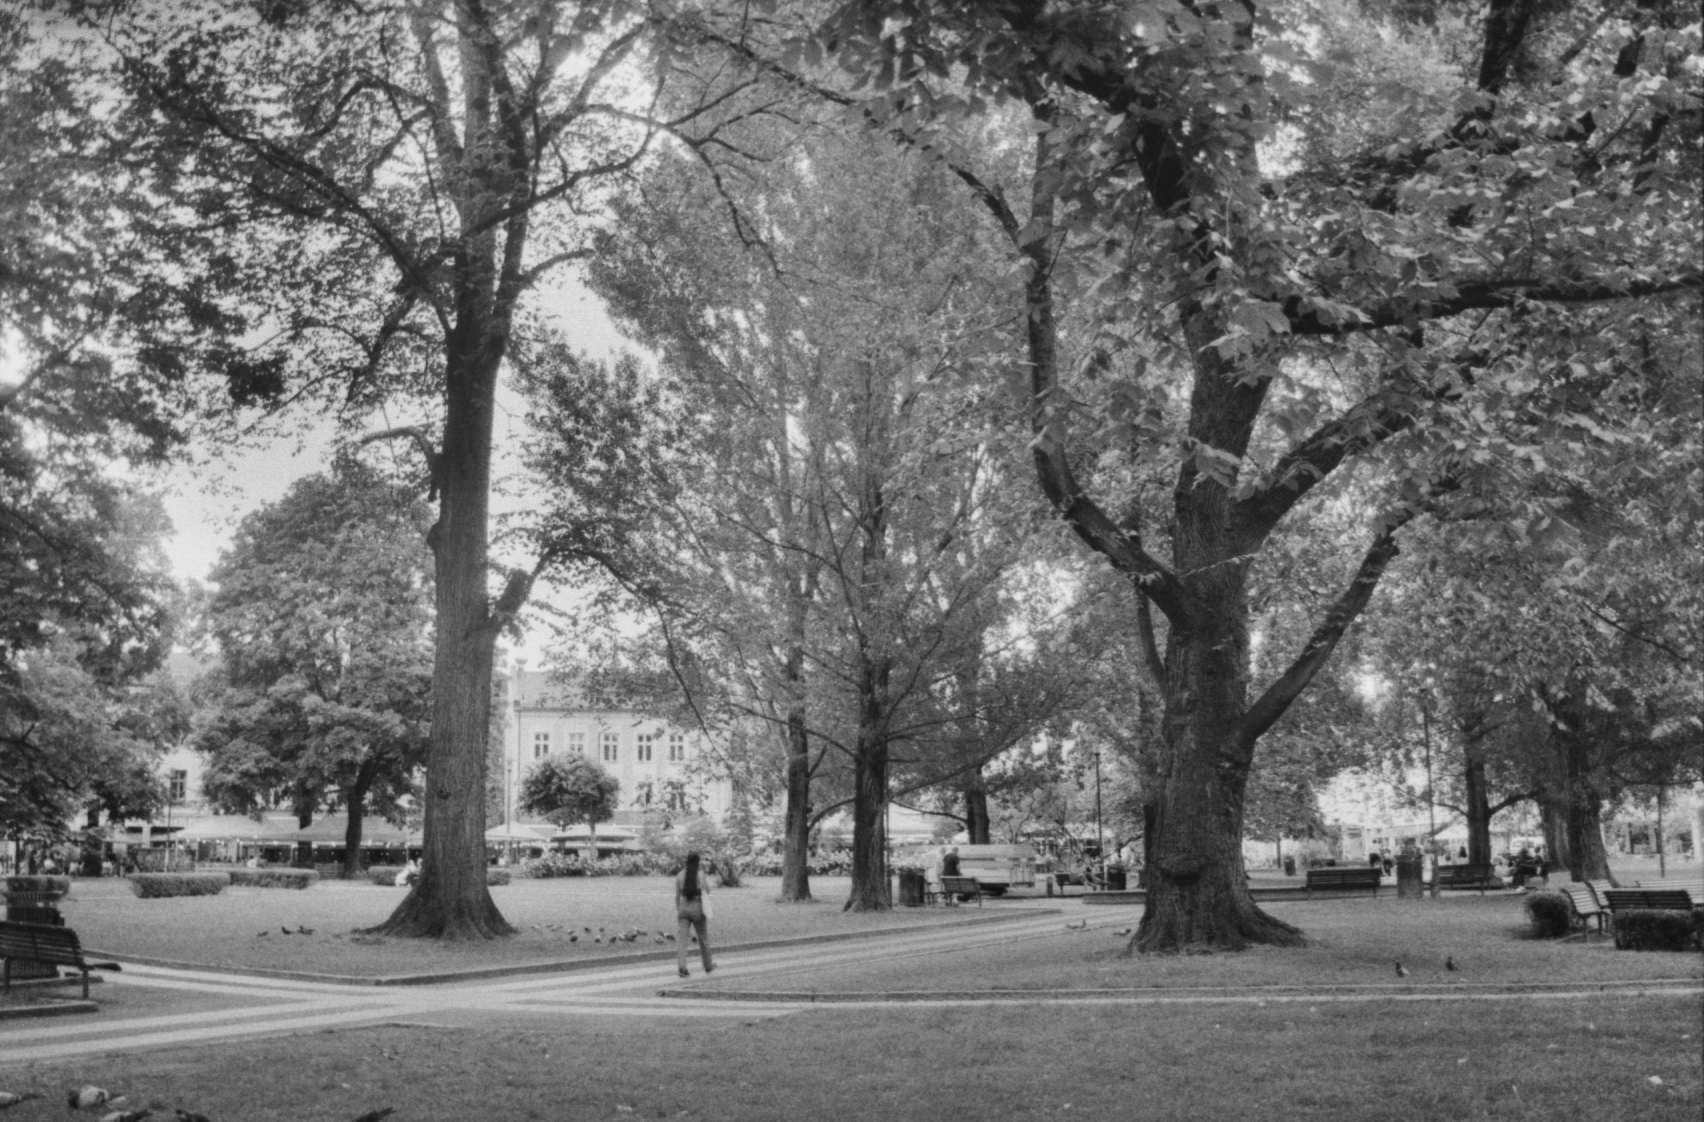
[3,907,1696,1066]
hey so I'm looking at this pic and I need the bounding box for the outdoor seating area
[1429,863,1501,894]
[0,921,121,1000]
[1303,866,1383,896]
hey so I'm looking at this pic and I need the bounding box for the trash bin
[4,875,69,980]
[897,868,926,907]
[1104,864,1127,891]
[1283,856,1296,876]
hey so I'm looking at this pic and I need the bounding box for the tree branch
[1238,508,1416,749]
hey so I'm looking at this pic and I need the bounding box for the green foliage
[1611,909,1700,953]
[1522,890,1574,939]
[226,868,318,890]
[127,872,230,898]
[4,875,69,899]
[485,869,512,888]
[195,461,432,845]
[367,866,409,887]
[522,852,663,878]
[518,755,620,833]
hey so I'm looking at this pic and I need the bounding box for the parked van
[901,843,1037,896]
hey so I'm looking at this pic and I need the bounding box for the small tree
[519,755,619,859]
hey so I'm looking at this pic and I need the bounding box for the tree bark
[340,765,375,880]
[962,769,991,845]
[845,711,891,912]
[369,346,512,939]
[779,704,814,902]
[1462,753,1493,867]
[1558,729,1614,883]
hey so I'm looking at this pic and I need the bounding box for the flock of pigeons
[0,1088,394,1122]
[1066,921,1467,976]
[524,925,680,944]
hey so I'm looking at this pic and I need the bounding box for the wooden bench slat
[1304,868,1381,896]
[0,921,121,1000]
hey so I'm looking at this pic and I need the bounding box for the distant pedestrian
[674,851,714,978]
[940,847,961,877]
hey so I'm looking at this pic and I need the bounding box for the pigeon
[663,932,676,942]
[1064,919,1088,930]
[1445,956,1458,972]
[297,926,314,935]
[351,1109,395,1122]
[68,1087,122,1111]
[1395,961,1410,978]
[653,935,666,944]
[568,932,578,943]
[1113,928,1132,937]
[174,1111,214,1122]
[256,930,270,937]
[98,1110,151,1122]
[0,1092,42,1110]
[281,926,294,936]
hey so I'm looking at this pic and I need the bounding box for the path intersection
[3,902,1697,1067]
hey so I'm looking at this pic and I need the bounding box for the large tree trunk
[369,348,512,939]
[962,769,991,845]
[1137,571,1304,952]
[779,704,813,902]
[340,766,375,880]
[1462,753,1493,866]
[845,650,892,912]
[1558,731,1614,883]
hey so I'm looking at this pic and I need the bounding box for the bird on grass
[0,1092,42,1110]
[1395,961,1411,978]
[98,1110,151,1122]
[174,1110,214,1122]
[68,1087,123,1111]
[664,932,676,942]
[1445,956,1458,972]
[1064,919,1088,930]
[297,926,314,936]
[281,927,294,936]
[1112,928,1132,938]
[255,931,270,938]
[350,1108,395,1122]
[568,932,578,943]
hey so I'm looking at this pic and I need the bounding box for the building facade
[501,668,733,832]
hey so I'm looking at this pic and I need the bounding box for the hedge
[128,872,230,898]
[1523,890,1574,938]
[1612,908,1701,952]
[5,874,71,899]
[227,867,318,890]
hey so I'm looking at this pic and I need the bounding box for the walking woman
[675,851,714,977]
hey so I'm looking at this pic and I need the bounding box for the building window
[532,731,551,759]
[668,733,686,762]
[601,731,619,762]
[168,769,187,804]
[636,733,655,762]
[567,732,586,755]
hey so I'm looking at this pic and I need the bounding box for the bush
[368,866,408,885]
[522,852,659,878]
[5,874,71,899]
[1612,908,1699,951]
[486,868,511,887]
[227,867,318,890]
[127,872,230,898]
[1523,890,1575,938]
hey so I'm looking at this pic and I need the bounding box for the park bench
[1636,879,1703,902]
[0,920,121,1000]
[1601,887,1696,915]
[1560,883,1609,935]
[1430,863,1499,894]
[938,875,984,907]
[1303,867,1381,896]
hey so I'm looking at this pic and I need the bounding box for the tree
[685,0,1702,948]
[518,753,619,855]
[63,0,743,937]
[196,462,434,878]
[542,128,1081,909]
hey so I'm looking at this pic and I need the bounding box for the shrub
[227,867,318,890]
[128,872,230,898]
[486,868,511,887]
[368,866,408,885]
[1612,908,1699,951]
[1523,890,1574,938]
[5,874,71,899]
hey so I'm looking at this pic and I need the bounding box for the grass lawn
[0,994,1697,1121]
[48,875,1022,979]
[1,865,1700,1120]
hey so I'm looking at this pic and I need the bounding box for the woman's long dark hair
[681,851,701,900]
